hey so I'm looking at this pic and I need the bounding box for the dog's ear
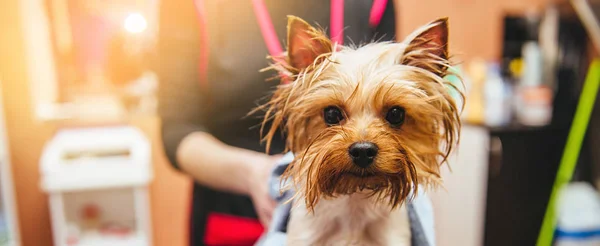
[286,15,333,73]
[400,18,449,76]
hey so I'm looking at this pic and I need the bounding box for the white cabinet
[40,126,152,246]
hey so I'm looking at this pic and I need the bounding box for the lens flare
[124,13,147,34]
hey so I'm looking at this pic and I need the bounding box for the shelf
[464,122,566,134]
[40,160,151,192]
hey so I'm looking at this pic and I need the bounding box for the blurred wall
[0,0,548,246]
[1,1,55,245]
[0,1,190,246]
[397,0,547,61]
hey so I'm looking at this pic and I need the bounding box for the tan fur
[254,16,463,245]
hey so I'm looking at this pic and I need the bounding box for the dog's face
[259,16,463,210]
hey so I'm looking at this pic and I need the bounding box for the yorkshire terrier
[258,16,463,245]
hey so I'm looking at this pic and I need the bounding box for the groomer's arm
[157,0,276,225]
[177,132,278,195]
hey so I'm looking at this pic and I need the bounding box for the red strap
[204,212,264,246]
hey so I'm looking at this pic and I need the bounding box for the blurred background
[1,0,600,245]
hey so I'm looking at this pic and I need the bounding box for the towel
[255,152,436,246]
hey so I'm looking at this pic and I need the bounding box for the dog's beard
[285,128,421,211]
[316,162,418,209]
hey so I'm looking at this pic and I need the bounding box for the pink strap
[252,0,284,60]
[252,0,347,54]
[330,0,344,45]
[369,0,388,28]
[193,0,210,88]
[251,0,291,83]
[195,0,388,85]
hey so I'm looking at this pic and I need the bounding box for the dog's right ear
[286,16,333,73]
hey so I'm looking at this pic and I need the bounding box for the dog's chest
[287,194,412,246]
[323,195,387,231]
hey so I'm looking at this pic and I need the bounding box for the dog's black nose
[348,142,378,168]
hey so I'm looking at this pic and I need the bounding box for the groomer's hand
[248,154,282,228]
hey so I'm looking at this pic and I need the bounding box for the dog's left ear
[286,15,333,73]
[400,18,449,77]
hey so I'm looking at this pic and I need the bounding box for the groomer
[157,0,397,245]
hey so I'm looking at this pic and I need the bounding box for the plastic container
[555,182,600,246]
[484,63,508,127]
[515,41,553,126]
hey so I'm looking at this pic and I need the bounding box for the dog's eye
[323,106,344,125]
[386,106,405,126]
